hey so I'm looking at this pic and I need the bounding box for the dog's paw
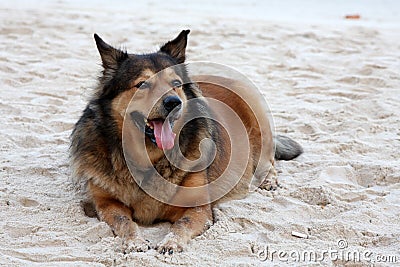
[123,237,151,253]
[156,234,185,254]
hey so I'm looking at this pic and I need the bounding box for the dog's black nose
[163,96,182,113]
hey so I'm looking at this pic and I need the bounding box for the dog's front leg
[156,171,213,254]
[157,204,213,254]
[88,181,150,252]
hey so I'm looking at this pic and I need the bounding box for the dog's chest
[115,161,185,224]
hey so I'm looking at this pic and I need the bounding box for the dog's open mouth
[144,118,176,150]
[130,107,182,151]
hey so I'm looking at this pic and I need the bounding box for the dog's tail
[274,135,303,160]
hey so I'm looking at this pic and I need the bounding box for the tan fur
[196,75,276,198]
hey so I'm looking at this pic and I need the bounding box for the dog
[70,30,303,254]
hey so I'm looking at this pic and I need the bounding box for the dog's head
[94,30,199,153]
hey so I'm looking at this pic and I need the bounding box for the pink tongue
[152,120,176,150]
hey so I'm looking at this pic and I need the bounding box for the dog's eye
[135,81,150,89]
[171,80,182,88]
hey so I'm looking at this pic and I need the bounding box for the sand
[1,1,399,266]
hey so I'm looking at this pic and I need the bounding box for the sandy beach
[1,1,399,266]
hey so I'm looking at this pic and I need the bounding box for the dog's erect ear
[159,30,190,64]
[94,33,128,69]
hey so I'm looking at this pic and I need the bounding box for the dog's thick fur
[70,30,303,254]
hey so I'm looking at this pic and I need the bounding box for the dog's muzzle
[129,95,182,150]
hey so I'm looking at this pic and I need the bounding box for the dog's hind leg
[88,181,150,252]
[258,165,279,191]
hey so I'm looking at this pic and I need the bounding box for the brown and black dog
[70,30,302,254]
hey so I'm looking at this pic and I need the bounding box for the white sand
[1,1,399,266]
